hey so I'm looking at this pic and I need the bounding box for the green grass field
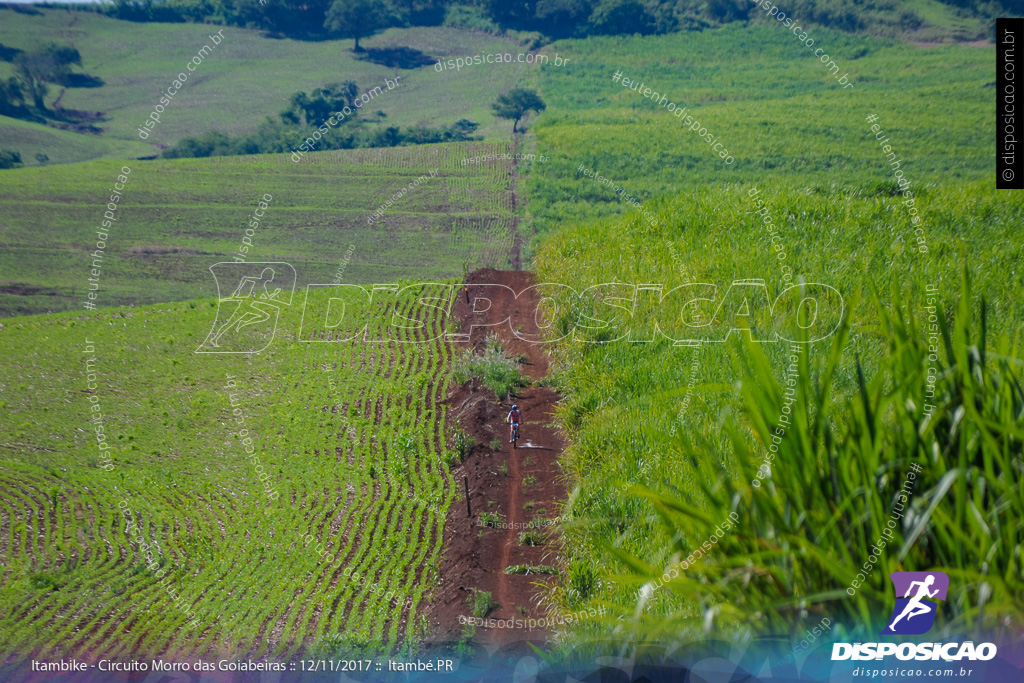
[0,7,1021,667]
[524,25,994,246]
[533,181,1022,637]
[0,283,459,660]
[0,8,540,165]
[0,141,519,317]
[520,26,1023,651]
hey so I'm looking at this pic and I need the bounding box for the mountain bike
[510,422,520,449]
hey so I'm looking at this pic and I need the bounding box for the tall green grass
[525,26,995,248]
[543,271,1023,657]
[532,179,1024,652]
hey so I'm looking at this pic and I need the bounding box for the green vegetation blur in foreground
[541,265,1024,655]
[526,27,1023,657]
[0,285,457,660]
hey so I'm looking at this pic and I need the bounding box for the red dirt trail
[424,268,567,658]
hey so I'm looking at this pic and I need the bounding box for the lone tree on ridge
[491,88,546,134]
[324,0,390,52]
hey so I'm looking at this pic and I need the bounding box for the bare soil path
[425,268,567,659]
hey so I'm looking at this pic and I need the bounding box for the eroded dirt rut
[425,268,567,658]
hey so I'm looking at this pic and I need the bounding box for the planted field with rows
[0,141,518,317]
[0,282,461,660]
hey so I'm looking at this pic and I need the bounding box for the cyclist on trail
[507,404,522,444]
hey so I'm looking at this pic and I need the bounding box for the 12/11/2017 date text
[299,659,456,673]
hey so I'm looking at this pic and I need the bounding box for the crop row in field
[0,141,518,318]
[0,282,463,661]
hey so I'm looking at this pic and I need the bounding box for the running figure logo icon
[196,262,296,354]
[882,571,949,635]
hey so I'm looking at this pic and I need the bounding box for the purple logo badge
[882,571,949,635]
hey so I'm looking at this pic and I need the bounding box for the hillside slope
[0,141,522,317]
[0,8,533,164]
[526,25,994,243]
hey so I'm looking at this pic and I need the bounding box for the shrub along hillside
[64,0,1007,43]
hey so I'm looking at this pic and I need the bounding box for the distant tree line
[161,80,481,158]
[56,0,1017,42]
[80,0,449,40]
[481,0,1017,37]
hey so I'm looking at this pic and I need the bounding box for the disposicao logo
[883,571,948,635]
[831,570,997,662]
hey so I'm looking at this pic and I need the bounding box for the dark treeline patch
[0,41,106,130]
[163,81,480,159]
[34,0,1009,42]
[355,46,434,69]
